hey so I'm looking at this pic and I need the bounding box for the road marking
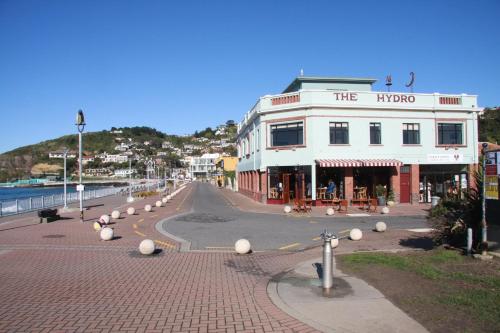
[154,239,176,249]
[339,229,350,234]
[312,236,321,241]
[176,187,192,211]
[150,214,158,218]
[134,231,146,237]
[309,220,318,224]
[279,242,301,250]
[133,224,138,229]
[138,218,144,223]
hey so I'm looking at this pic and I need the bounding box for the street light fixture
[62,147,69,209]
[76,110,86,222]
[127,158,134,203]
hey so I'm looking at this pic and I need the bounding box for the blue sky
[0,0,499,153]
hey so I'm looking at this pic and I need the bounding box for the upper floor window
[256,128,260,151]
[370,122,381,144]
[330,122,349,144]
[403,123,420,144]
[270,122,303,146]
[438,123,463,145]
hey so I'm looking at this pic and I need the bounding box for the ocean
[0,186,105,202]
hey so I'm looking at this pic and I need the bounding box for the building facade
[236,76,482,205]
[189,153,219,180]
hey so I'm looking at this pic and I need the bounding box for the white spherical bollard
[166,195,172,200]
[326,207,335,216]
[235,239,251,254]
[332,238,339,248]
[99,214,110,225]
[111,210,121,219]
[100,227,114,241]
[139,239,156,255]
[375,221,387,232]
[155,200,162,207]
[350,228,363,241]
[93,221,102,231]
[144,204,152,212]
[381,206,390,214]
[284,205,292,214]
[127,207,136,215]
[162,197,168,204]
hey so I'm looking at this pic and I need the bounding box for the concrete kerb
[155,209,193,252]
[268,256,429,333]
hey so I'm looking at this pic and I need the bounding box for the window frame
[369,122,382,145]
[329,122,349,145]
[269,121,304,148]
[402,123,420,145]
[437,122,464,146]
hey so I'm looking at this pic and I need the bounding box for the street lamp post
[76,110,86,222]
[63,148,69,209]
[127,158,134,202]
[481,142,489,254]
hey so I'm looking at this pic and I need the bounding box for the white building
[102,154,129,164]
[49,151,77,159]
[189,153,220,180]
[114,168,137,177]
[236,76,481,205]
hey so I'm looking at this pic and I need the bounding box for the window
[330,122,349,144]
[256,128,260,151]
[270,122,303,146]
[403,123,420,144]
[370,122,381,144]
[438,123,463,145]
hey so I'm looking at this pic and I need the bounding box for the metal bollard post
[29,197,32,210]
[467,228,473,256]
[321,229,337,296]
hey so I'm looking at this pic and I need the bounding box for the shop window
[403,123,420,144]
[330,122,349,144]
[270,122,303,147]
[438,123,463,145]
[370,122,381,144]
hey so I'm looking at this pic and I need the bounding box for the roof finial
[385,75,392,92]
[300,69,304,76]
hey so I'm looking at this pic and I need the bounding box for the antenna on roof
[385,75,392,92]
[300,69,304,76]
[405,72,415,93]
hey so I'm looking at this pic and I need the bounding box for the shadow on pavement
[399,235,435,250]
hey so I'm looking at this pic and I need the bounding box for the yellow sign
[485,175,498,200]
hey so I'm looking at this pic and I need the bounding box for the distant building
[83,168,112,177]
[102,154,129,163]
[189,153,219,180]
[215,156,238,187]
[82,156,95,165]
[49,151,77,159]
[162,141,174,149]
[114,168,136,177]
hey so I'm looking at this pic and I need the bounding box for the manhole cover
[42,234,66,238]
[174,213,234,223]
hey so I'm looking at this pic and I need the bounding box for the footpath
[0,182,473,332]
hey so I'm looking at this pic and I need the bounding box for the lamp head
[482,142,488,149]
[76,110,85,126]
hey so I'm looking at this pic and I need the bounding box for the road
[162,182,429,251]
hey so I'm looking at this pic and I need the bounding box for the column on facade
[260,170,267,202]
[468,163,479,191]
[253,170,259,194]
[311,164,316,201]
[344,167,353,203]
[390,166,401,204]
[410,164,420,204]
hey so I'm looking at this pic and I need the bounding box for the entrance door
[400,166,410,203]
[283,173,290,203]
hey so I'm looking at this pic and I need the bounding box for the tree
[478,107,500,143]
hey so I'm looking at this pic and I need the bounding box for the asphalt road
[162,182,430,251]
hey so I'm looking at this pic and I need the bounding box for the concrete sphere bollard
[235,239,251,254]
[127,207,136,215]
[381,206,390,214]
[139,239,155,255]
[162,197,168,204]
[99,214,110,225]
[100,227,114,241]
[332,238,339,248]
[284,205,292,214]
[375,221,387,232]
[144,204,152,212]
[155,200,162,207]
[93,221,102,231]
[111,210,121,219]
[166,195,172,200]
[350,228,363,241]
[326,207,335,216]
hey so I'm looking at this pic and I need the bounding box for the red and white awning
[316,159,403,167]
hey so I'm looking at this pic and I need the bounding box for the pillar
[344,167,353,203]
[410,164,420,204]
[261,170,267,202]
[311,164,317,201]
[390,166,401,203]
[468,163,479,191]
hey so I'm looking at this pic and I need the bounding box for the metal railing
[0,183,153,217]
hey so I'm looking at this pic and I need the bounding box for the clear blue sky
[0,0,499,153]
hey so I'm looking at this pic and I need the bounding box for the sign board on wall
[485,175,499,200]
[427,154,464,163]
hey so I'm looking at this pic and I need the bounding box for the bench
[37,208,60,224]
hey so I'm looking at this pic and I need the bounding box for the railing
[0,182,165,217]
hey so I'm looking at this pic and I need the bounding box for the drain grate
[42,234,66,238]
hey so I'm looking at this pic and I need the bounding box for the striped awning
[316,159,402,167]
